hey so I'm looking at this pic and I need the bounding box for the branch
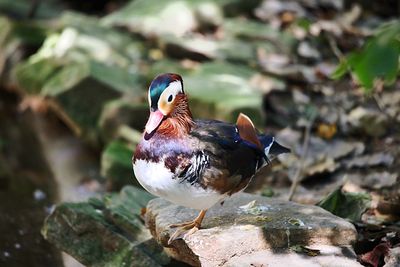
[287,112,316,201]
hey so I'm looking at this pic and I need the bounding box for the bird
[132,73,290,244]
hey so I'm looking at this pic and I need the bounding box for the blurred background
[0,0,399,266]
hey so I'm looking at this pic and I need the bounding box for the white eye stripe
[158,81,183,112]
[163,81,182,97]
[148,89,151,107]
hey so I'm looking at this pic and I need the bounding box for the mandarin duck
[133,73,290,244]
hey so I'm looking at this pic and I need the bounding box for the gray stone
[348,172,397,190]
[345,153,394,169]
[221,245,362,267]
[42,186,170,267]
[146,193,359,266]
[277,127,365,180]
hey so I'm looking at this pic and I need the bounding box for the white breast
[133,159,225,210]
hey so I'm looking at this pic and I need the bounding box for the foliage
[332,20,400,93]
[317,187,371,222]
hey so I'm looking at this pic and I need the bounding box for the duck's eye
[167,95,173,102]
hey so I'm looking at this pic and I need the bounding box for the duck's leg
[168,209,207,244]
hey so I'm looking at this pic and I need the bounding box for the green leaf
[14,58,61,94]
[295,18,313,31]
[349,38,399,91]
[331,59,349,80]
[317,187,371,222]
[41,62,89,96]
[332,20,400,92]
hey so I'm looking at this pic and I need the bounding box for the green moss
[42,187,162,267]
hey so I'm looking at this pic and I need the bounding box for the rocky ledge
[146,193,362,267]
[42,186,172,267]
[42,187,362,267]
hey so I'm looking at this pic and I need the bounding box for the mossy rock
[42,61,138,146]
[42,186,169,267]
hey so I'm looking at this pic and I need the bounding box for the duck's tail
[236,113,290,162]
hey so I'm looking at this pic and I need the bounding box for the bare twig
[373,93,385,112]
[117,125,143,144]
[287,114,316,201]
[326,33,355,82]
[326,34,344,61]
[373,92,397,121]
[19,96,82,136]
[47,99,82,137]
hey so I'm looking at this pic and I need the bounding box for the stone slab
[146,193,360,266]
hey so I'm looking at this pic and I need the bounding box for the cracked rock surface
[146,193,362,267]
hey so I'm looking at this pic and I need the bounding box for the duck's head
[145,73,191,139]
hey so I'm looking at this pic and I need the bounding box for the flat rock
[146,193,361,266]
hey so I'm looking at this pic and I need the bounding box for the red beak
[145,110,164,135]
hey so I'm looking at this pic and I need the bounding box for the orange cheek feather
[159,101,174,115]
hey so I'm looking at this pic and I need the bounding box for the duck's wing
[182,119,261,195]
